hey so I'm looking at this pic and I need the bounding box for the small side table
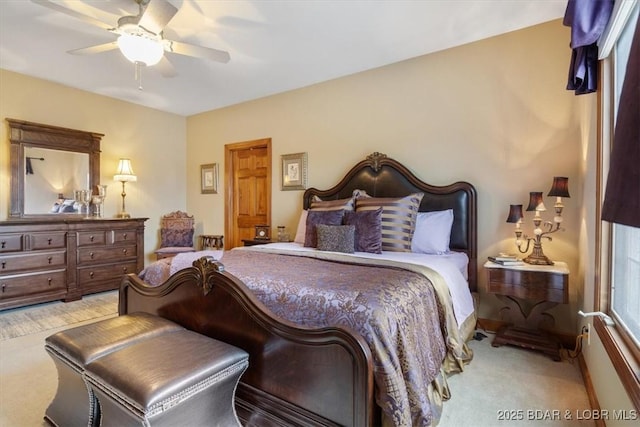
[200,235,224,250]
[485,261,569,361]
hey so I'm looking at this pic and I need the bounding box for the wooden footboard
[119,256,375,426]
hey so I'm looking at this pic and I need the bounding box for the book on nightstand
[487,255,525,266]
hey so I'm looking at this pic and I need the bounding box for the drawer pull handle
[122,267,128,273]
[47,238,52,245]
[89,272,94,278]
[1,284,5,293]
[122,249,128,255]
[1,241,5,249]
[48,278,52,286]
[90,252,95,259]
[1,262,5,270]
[90,235,94,242]
[48,256,53,264]
[122,233,128,240]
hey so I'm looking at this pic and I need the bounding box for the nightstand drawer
[487,268,568,303]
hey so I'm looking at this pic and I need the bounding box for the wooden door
[224,139,271,249]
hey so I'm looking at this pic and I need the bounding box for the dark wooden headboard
[303,152,478,292]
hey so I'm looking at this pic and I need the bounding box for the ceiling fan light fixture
[117,33,164,66]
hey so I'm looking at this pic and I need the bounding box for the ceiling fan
[31,0,230,80]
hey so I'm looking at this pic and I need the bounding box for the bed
[119,152,478,426]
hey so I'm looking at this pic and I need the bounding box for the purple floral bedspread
[141,249,447,426]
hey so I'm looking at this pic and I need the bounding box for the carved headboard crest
[192,256,225,295]
[366,152,387,172]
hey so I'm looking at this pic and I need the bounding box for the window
[597,0,640,408]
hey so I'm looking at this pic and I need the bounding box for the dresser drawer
[77,231,107,246]
[0,250,66,274]
[113,229,136,244]
[0,234,23,253]
[77,244,137,265]
[30,232,66,250]
[0,270,67,299]
[77,262,137,283]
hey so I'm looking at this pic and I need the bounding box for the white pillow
[294,210,308,244]
[411,209,454,254]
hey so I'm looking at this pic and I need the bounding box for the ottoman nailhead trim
[86,358,248,419]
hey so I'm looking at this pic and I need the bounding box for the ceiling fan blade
[157,56,178,78]
[137,0,178,35]
[67,41,119,56]
[31,0,115,31]
[164,40,231,63]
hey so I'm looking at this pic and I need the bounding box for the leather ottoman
[84,329,249,426]
[44,312,184,427]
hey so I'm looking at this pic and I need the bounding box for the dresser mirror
[7,119,102,218]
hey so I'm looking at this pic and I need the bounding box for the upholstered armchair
[154,211,196,260]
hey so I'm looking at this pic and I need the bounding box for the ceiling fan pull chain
[135,61,144,91]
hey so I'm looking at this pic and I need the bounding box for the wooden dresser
[0,218,146,310]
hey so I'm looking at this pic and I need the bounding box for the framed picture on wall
[201,163,218,194]
[281,152,307,191]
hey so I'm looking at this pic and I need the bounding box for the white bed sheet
[245,242,475,328]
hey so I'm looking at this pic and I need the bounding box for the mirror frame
[8,118,102,218]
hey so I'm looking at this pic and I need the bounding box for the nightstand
[242,239,275,246]
[485,261,569,361]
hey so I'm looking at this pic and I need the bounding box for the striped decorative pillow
[355,193,424,252]
[309,195,355,211]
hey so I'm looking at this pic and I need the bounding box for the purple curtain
[601,14,640,228]
[563,0,614,94]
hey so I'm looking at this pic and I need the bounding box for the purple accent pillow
[304,209,345,247]
[344,208,383,253]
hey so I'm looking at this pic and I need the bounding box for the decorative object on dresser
[505,176,570,265]
[114,159,137,219]
[92,185,107,218]
[0,218,146,310]
[485,260,569,361]
[154,211,196,260]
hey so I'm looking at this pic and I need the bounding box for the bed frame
[119,152,477,426]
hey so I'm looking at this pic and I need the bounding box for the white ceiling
[0,0,567,117]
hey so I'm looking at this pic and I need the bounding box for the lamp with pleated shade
[114,159,137,219]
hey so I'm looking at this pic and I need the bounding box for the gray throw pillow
[316,224,355,253]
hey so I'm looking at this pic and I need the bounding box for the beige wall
[187,19,583,333]
[0,69,187,264]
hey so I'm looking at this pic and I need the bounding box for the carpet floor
[0,294,597,426]
[0,291,118,341]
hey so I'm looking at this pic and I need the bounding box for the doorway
[224,139,272,249]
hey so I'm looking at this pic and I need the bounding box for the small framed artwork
[281,152,308,191]
[200,163,218,194]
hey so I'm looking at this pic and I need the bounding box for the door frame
[224,138,272,249]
